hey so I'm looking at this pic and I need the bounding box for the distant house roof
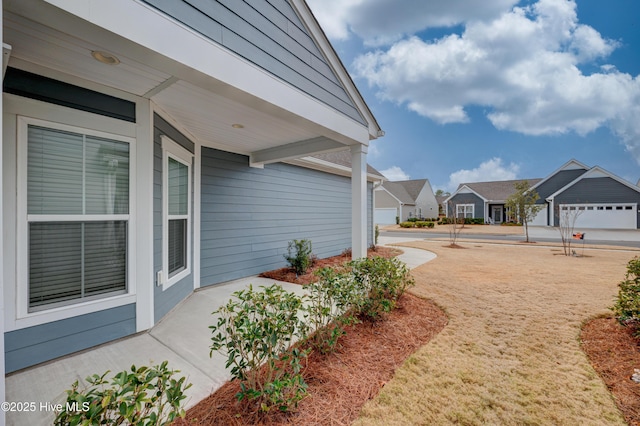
[380,179,430,205]
[459,178,543,202]
[435,195,448,206]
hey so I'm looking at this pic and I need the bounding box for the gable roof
[529,159,589,196]
[460,179,542,202]
[378,179,430,205]
[547,165,640,200]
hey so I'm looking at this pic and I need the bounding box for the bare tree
[556,205,585,256]
[446,201,464,247]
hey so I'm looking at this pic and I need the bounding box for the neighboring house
[375,179,439,224]
[529,159,640,229]
[445,179,542,224]
[0,0,383,401]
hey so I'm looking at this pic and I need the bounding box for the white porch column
[351,144,367,260]
[135,100,155,331]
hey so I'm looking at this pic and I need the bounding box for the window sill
[10,293,137,331]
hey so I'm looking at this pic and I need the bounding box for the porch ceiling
[3,1,356,161]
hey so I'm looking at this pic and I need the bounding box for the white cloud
[447,158,519,192]
[307,0,518,45]
[380,166,410,181]
[348,0,640,163]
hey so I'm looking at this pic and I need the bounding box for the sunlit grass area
[355,241,637,425]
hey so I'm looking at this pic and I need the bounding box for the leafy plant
[54,361,191,426]
[349,256,415,322]
[612,256,640,326]
[303,267,361,354]
[284,239,315,276]
[210,284,309,412]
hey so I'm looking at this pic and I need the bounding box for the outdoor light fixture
[231,123,245,129]
[91,50,120,65]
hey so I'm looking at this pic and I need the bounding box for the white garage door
[559,203,637,229]
[375,208,397,225]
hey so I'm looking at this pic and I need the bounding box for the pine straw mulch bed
[582,317,640,426]
[174,246,448,425]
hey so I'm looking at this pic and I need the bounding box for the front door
[492,206,503,224]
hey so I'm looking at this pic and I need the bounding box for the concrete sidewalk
[5,238,434,425]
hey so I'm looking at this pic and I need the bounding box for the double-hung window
[456,204,474,219]
[24,121,131,311]
[162,137,192,288]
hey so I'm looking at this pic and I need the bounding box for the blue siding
[153,115,195,322]
[4,304,136,373]
[200,147,369,286]
[449,193,485,219]
[535,169,587,202]
[140,0,365,125]
[554,177,640,227]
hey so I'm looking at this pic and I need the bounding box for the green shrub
[210,284,309,412]
[374,224,379,246]
[303,267,360,354]
[612,257,640,326]
[426,221,435,228]
[399,221,415,228]
[54,361,191,426]
[407,217,418,222]
[284,239,315,276]
[349,256,415,322]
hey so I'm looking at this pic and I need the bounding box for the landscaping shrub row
[400,221,435,228]
[210,256,415,413]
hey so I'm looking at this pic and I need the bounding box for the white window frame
[456,204,474,219]
[15,116,136,328]
[161,136,192,290]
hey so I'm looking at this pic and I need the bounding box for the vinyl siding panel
[4,304,135,373]
[553,177,640,227]
[200,147,369,286]
[153,115,194,322]
[535,169,587,202]
[140,0,365,125]
[449,193,485,219]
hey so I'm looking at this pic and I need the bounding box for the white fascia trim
[42,0,370,145]
[547,166,640,201]
[289,0,382,140]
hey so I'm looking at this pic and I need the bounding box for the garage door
[559,204,637,229]
[375,208,397,225]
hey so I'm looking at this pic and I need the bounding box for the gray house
[445,179,541,223]
[529,159,640,229]
[374,179,439,223]
[0,0,383,408]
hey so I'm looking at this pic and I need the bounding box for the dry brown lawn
[355,240,639,426]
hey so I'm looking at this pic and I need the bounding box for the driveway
[355,239,639,425]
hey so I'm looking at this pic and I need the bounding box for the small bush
[407,217,419,222]
[349,256,415,322]
[210,284,309,412]
[303,267,360,354]
[54,361,191,425]
[284,239,315,276]
[612,257,640,326]
[399,221,415,228]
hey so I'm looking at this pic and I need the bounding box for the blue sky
[306,0,640,192]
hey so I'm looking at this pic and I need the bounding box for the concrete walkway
[5,238,434,425]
